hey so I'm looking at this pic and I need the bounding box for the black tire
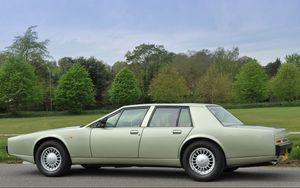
[224,167,238,173]
[81,164,101,170]
[35,140,71,177]
[182,141,225,181]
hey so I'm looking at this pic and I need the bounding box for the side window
[115,108,148,127]
[105,111,121,127]
[149,108,180,127]
[178,108,192,127]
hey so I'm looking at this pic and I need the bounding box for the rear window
[207,106,243,126]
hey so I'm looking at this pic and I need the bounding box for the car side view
[7,104,292,181]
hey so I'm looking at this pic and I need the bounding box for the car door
[139,106,193,159]
[90,107,149,158]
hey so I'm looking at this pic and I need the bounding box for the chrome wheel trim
[40,147,61,172]
[189,147,215,175]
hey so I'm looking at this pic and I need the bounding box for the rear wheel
[182,141,225,181]
[35,140,71,177]
[81,164,101,170]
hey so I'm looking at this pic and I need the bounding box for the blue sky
[0,0,299,65]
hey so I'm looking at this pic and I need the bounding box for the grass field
[0,106,299,162]
[230,107,300,132]
[0,113,105,134]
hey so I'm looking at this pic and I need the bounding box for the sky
[0,0,299,65]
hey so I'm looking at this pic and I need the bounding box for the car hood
[17,125,83,137]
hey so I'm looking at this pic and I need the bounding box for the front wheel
[182,141,225,181]
[35,140,71,177]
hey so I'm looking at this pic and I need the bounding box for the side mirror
[98,119,106,128]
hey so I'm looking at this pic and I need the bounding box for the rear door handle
[173,130,182,134]
[130,130,139,134]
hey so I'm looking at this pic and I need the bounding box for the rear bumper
[276,142,292,156]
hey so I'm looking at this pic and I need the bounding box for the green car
[7,104,292,181]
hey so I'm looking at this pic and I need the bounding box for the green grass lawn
[230,107,300,132]
[0,113,105,134]
[0,106,299,162]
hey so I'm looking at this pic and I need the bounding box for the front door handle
[173,130,182,134]
[130,130,139,134]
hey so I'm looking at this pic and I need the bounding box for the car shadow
[66,166,294,181]
[69,167,190,180]
[220,170,287,181]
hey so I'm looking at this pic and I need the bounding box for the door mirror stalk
[98,119,106,128]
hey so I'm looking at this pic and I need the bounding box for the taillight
[275,137,289,144]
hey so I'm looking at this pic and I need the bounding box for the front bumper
[276,142,292,156]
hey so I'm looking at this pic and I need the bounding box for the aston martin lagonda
[7,104,292,181]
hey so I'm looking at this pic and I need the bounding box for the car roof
[122,103,219,108]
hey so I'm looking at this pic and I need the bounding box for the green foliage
[109,68,141,105]
[149,67,189,102]
[0,52,10,64]
[54,64,95,113]
[212,47,242,80]
[5,26,54,111]
[172,50,212,96]
[285,53,300,67]
[197,65,232,103]
[125,43,175,99]
[0,57,42,112]
[6,26,50,63]
[233,60,268,103]
[112,61,128,75]
[291,145,300,160]
[264,58,281,79]
[271,63,300,101]
[58,56,112,105]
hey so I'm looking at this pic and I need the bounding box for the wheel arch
[33,136,72,163]
[179,136,227,167]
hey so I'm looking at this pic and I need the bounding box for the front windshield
[207,106,243,126]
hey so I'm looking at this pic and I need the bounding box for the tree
[0,52,10,65]
[125,43,175,99]
[0,57,42,112]
[54,64,95,113]
[285,53,300,67]
[233,60,268,103]
[112,61,128,75]
[265,58,281,79]
[212,47,242,80]
[6,26,50,63]
[6,26,51,79]
[6,26,53,111]
[149,67,189,102]
[58,56,112,105]
[197,65,232,103]
[58,57,74,73]
[172,50,212,97]
[271,63,300,101]
[109,68,141,105]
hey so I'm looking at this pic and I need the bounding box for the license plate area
[281,149,289,161]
